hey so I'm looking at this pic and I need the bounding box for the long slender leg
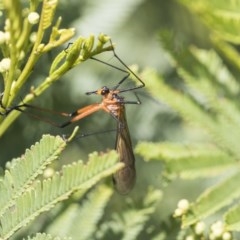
[5,103,102,128]
[90,39,145,93]
[6,103,73,117]
[116,92,142,105]
[109,39,145,91]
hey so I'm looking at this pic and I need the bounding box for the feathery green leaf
[0,136,122,239]
[178,0,240,43]
[47,184,113,239]
[0,135,66,218]
[136,142,236,179]
[182,171,240,227]
[24,232,71,240]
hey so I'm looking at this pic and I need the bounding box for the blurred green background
[0,0,213,238]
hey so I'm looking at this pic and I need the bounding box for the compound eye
[101,86,109,95]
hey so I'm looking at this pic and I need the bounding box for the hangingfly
[2,39,145,194]
[86,87,140,194]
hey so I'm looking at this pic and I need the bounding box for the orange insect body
[76,86,136,194]
[98,88,136,194]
